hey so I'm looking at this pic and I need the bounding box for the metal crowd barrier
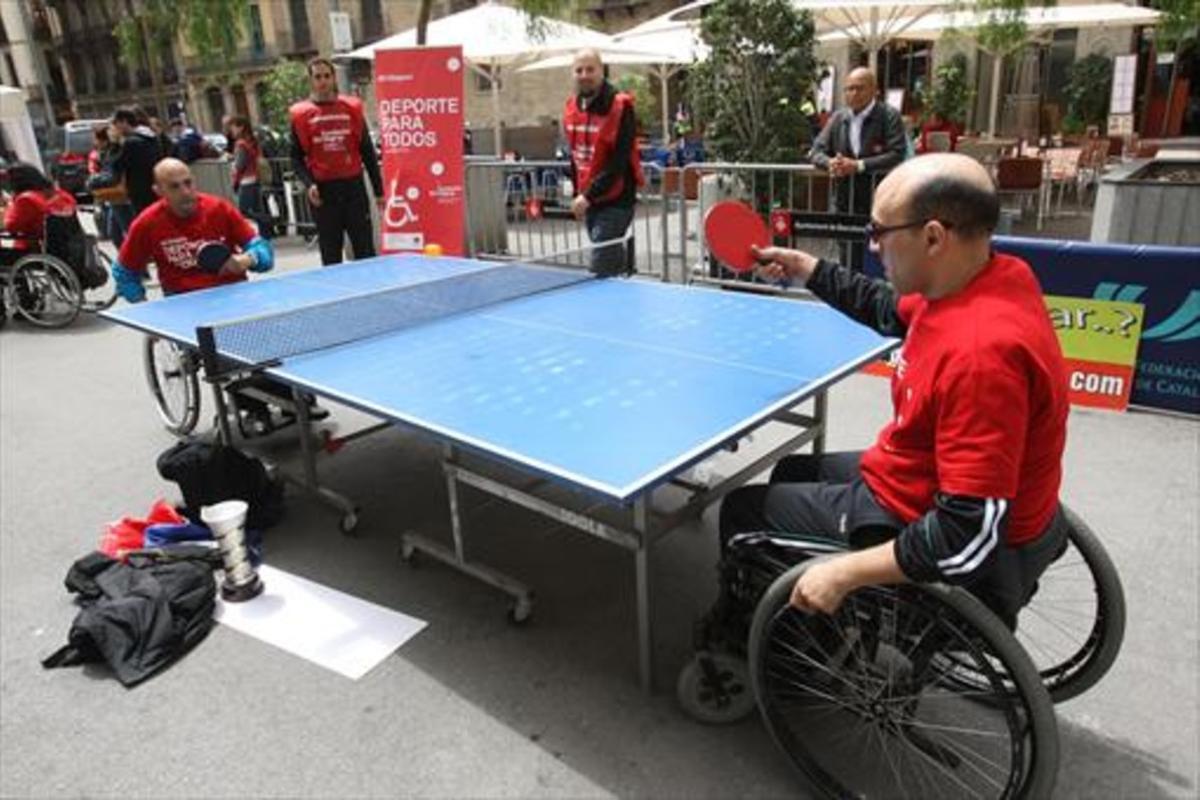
[674,162,879,290]
[464,159,673,280]
[187,157,315,240]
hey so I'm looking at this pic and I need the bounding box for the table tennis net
[196,263,591,371]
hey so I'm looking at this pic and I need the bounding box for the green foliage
[260,60,311,133]
[115,0,248,74]
[972,0,1031,55]
[944,0,1038,56]
[689,0,818,163]
[614,74,658,135]
[1151,0,1200,54]
[1064,53,1113,128]
[923,53,973,124]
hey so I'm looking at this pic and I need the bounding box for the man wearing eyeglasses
[719,153,1070,630]
[810,68,907,270]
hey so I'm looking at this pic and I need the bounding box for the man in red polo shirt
[722,153,1070,627]
[111,158,272,299]
[290,56,383,266]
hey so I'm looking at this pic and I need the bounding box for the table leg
[634,496,653,693]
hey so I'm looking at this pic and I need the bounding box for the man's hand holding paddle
[751,245,820,286]
[196,241,253,277]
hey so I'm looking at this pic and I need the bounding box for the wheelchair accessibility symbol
[385,178,421,228]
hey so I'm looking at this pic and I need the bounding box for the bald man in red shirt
[725,153,1070,628]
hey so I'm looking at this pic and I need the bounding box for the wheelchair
[0,214,117,329]
[677,505,1125,799]
[143,335,326,440]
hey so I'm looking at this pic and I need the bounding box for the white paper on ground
[214,564,427,680]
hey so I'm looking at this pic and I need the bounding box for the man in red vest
[290,57,384,265]
[563,49,644,277]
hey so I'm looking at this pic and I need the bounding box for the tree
[260,60,310,134]
[614,74,659,136]
[1151,0,1200,135]
[114,0,249,118]
[945,0,1037,137]
[688,0,818,163]
[922,53,973,125]
[1063,53,1113,132]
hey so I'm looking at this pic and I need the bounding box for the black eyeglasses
[864,219,952,243]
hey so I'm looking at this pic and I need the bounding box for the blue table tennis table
[104,253,896,690]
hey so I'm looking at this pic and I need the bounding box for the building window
[93,55,108,92]
[206,86,225,129]
[288,0,312,51]
[361,0,385,41]
[113,53,129,90]
[254,80,268,125]
[248,4,266,56]
[475,64,498,93]
[68,53,89,94]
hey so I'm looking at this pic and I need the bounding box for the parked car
[51,119,107,197]
[203,133,228,156]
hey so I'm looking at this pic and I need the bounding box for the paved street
[1,240,1196,798]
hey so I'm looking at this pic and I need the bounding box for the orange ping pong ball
[423,243,444,256]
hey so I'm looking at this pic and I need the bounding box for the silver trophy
[200,500,264,602]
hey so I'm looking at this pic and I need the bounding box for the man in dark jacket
[810,68,907,269]
[563,49,644,277]
[110,106,167,216]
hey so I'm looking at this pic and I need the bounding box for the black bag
[42,548,220,686]
[156,442,285,530]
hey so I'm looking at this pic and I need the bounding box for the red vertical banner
[374,46,464,255]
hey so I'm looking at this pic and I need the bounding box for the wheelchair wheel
[10,255,82,328]
[1016,506,1126,703]
[79,247,118,312]
[749,561,1059,799]
[143,335,201,436]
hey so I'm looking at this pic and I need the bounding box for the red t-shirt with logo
[289,96,366,183]
[860,252,1069,545]
[118,194,256,294]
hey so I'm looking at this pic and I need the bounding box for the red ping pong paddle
[196,241,233,274]
[704,200,770,274]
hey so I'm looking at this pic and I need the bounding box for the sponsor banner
[374,46,464,255]
[1048,295,1145,411]
[864,236,1199,416]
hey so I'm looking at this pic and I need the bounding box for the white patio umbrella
[339,2,616,153]
[820,3,1163,136]
[519,43,700,140]
[618,0,953,73]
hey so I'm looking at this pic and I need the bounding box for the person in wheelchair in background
[1,162,77,265]
[0,161,93,324]
[112,157,324,435]
[719,153,1071,633]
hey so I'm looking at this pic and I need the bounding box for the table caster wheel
[399,541,418,565]
[339,510,359,535]
[508,597,533,625]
